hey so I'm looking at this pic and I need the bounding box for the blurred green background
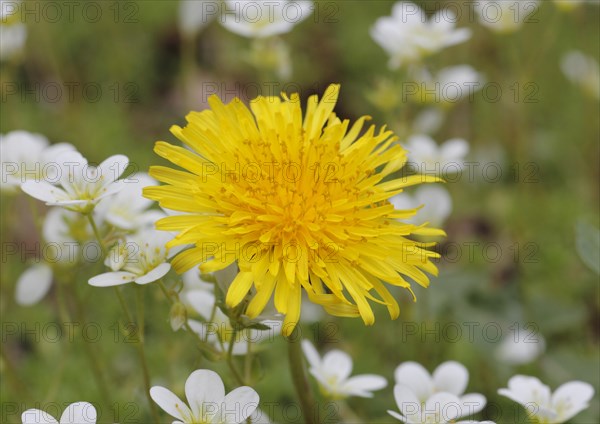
[1,1,599,423]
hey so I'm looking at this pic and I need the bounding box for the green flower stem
[85,213,159,423]
[135,285,160,424]
[226,326,246,386]
[286,327,316,424]
[156,279,219,356]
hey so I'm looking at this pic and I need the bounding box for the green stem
[135,286,160,423]
[226,326,246,386]
[86,214,107,256]
[286,327,316,424]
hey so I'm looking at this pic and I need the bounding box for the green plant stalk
[287,327,316,424]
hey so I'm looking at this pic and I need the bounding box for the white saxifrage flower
[186,289,281,355]
[0,131,75,192]
[498,375,594,424]
[411,65,485,106]
[495,326,545,365]
[405,134,469,175]
[150,369,259,424]
[389,185,452,227]
[473,0,540,33]
[15,207,97,306]
[561,50,600,99]
[0,0,27,62]
[95,172,164,230]
[301,339,387,399]
[179,0,216,38]
[220,0,313,38]
[21,401,96,424]
[21,151,129,214]
[371,2,471,69]
[88,229,172,287]
[393,361,487,419]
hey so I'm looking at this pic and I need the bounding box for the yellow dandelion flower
[144,84,444,336]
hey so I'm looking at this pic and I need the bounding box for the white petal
[21,409,58,424]
[393,384,422,420]
[135,263,171,285]
[341,374,387,397]
[88,271,137,287]
[394,362,434,402]
[97,154,129,185]
[185,369,225,419]
[150,386,190,421]
[322,350,353,381]
[301,339,322,369]
[498,375,550,408]
[21,181,68,203]
[440,138,469,162]
[424,392,463,422]
[59,401,96,424]
[222,386,260,423]
[15,264,53,305]
[460,393,487,416]
[551,381,594,422]
[387,409,408,423]
[186,290,216,320]
[433,361,469,396]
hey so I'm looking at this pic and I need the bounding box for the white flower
[21,401,96,424]
[95,172,163,230]
[21,151,129,214]
[473,0,540,33]
[186,289,281,355]
[88,229,172,287]
[498,375,594,423]
[390,185,452,227]
[220,0,313,38]
[0,23,26,61]
[179,0,215,38]
[561,50,600,99]
[183,267,215,292]
[412,108,445,135]
[301,339,387,399]
[15,264,53,306]
[405,134,469,175]
[150,369,259,424]
[0,131,75,192]
[371,2,471,69]
[389,387,477,424]
[394,361,486,418]
[411,65,485,106]
[495,326,545,365]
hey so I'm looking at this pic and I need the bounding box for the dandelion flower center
[144,84,444,336]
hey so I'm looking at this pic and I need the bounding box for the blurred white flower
[95,172,163,230]
[150,369,259,424]
[495,326,545,365]
[301,339,387,399]
[186,289,281,355]
[15,264,53,306]
[561,50,600,99]
[88,229,172,287]
[473,0,540,33]
[371,2,471,69]
[179,0,216,38]
[0,131,75,192]
[405,134,469,175]
[22,401,96,424]
[183,267,215,292]
[498,375,594,423]
[390,185,452,227]
[412,108,445,135]
[411,65,485,106]
[21,151,129,214]
[394,361,487,417]
[0,22,26,60]
[220,0,313,38]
